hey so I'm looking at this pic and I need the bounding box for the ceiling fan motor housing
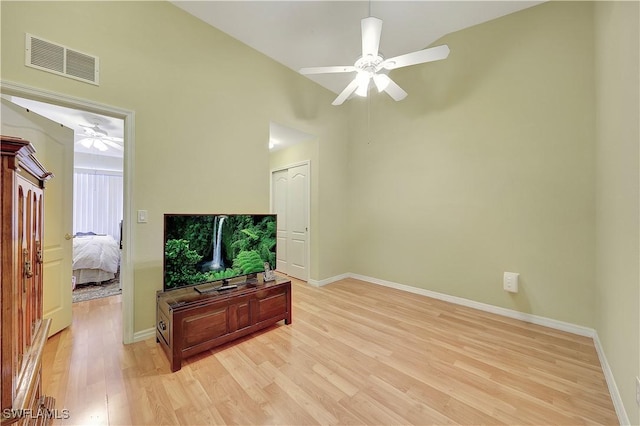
[355,54,384,74]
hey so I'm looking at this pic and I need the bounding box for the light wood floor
[42,277,618,425]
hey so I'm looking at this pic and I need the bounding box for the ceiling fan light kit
[300,16,450,106]
[373,74,390,92]
[355,72,370,97]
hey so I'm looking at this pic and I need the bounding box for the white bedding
[73,235,120,275]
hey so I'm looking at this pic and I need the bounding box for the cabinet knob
[159,321,166,331]
[65,233,73,240]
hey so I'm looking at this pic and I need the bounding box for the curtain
[73,170,123,241]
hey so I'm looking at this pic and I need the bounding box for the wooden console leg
[171,352,182,372]
[285,289,292,325]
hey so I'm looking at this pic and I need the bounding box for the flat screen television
[163,214,277,291]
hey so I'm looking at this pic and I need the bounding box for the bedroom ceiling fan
[299,16,450,106]
[76,123,123,152]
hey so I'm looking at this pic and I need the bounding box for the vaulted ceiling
[5,2,546,153]
[172,1,544,94]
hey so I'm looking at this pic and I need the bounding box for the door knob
[65,233,73,240]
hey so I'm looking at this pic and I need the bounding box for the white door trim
[1,79,136,344]
[270,160,311,282]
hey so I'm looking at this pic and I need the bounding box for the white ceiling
[270,122,315,151]
[172,1,544,95]
[4,2,544,153]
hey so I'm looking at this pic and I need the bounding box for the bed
[72,233,121,285]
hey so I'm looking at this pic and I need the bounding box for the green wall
[0,1,349,334]
[348,1,597,326]
[344,1,639,420]
[594,2,640,424]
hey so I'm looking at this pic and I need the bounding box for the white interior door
[271,163,309,281]
[272,170,288,273]
[1,98,73,336]
[287,164,308,280]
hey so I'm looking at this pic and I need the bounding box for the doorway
[0,81,135,343]
[6,96,125,304]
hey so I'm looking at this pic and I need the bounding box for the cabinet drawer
[157,307,170,345]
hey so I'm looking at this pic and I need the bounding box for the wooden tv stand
[156,277,291,372]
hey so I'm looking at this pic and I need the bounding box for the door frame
[1,80,136,344]
[269,160,311,282]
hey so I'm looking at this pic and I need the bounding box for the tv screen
[163,214,277,291]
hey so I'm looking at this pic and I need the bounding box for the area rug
[72,279,121,303]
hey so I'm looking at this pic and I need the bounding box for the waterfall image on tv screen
[163,214,276,290]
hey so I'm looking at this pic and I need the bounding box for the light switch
[137,210,148,223]
[503,272,519,293]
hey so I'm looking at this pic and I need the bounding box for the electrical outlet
[503,272,519,293]
[636,376,640,406]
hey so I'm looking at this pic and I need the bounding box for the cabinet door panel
[229,301,250,332]
[182,308,227,348]
[255,293,287,323]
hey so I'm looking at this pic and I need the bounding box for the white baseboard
[593,333,631,425]
[133,327,155,342]
[349,273,595,337]
[308,273,350,287]
[316,272,627,424]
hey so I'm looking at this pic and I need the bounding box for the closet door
[272,170,288,273]
[271,163,309,281]
[287,164,308,281]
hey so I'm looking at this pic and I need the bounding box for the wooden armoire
[1,135,55,425]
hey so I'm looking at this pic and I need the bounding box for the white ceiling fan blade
[381,44,450,70]
[382,77,408,101]
[332,78,360,106]
[361,17,383,58]
[77,138,93,148]
[92,139,108,152]
[299,65,356,75]
[103,139,124,151]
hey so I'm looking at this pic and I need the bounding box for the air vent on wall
[25,34,99,85]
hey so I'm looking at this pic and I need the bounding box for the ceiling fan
[300,16,450,106]
[76,123,123,152]
[79,123,108,137]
